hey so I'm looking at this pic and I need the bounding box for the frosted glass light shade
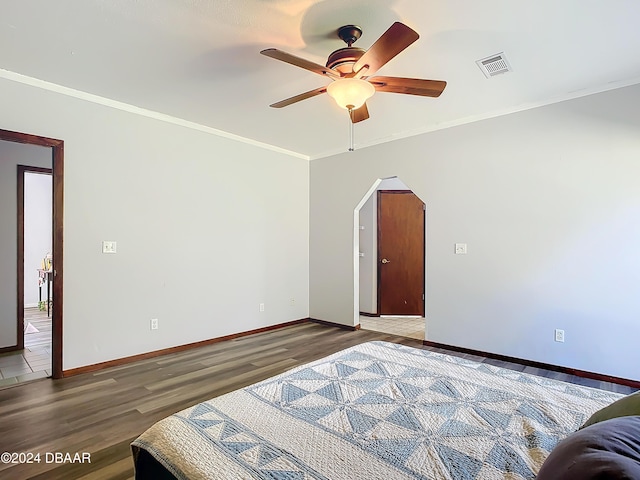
[326,78,375,109]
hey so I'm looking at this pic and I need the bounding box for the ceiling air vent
[476,52,512,78]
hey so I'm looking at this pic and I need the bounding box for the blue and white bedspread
[131,341,622,479]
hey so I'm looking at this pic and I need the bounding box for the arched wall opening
[353,176,427,340]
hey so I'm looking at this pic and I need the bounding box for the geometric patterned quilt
[131,341,623,479]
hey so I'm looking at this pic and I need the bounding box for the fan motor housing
[326,47,365,75]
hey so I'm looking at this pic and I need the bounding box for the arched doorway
[353,177,426,340]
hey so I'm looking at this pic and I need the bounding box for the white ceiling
[3,1,640,160]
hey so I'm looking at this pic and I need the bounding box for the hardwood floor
[0,322,634,479]
[24,307,53,352]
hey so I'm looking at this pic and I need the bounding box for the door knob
[381,258,390,264]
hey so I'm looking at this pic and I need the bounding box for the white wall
[0,141,51,348]
[311,83,640,381]
[24,172,52,307]
[358,193,376,314]
[0,78,309,369]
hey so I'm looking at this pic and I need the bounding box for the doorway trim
[353,179,383,326]
[17,165,53,350]
[1,129,63,379]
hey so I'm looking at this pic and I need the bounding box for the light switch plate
[455,243,467,255]
[102,241,117,254]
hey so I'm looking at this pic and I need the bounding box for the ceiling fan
[260,22,447,124]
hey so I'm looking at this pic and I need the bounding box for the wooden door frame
[1,129,63,379]
[376,190,426,317]
[17,165,53,350]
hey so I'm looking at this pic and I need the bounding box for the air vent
[476,52,512,78]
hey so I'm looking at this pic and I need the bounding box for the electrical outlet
[151,318,158,330]
[259,303,265,312]
[554,329,564,343]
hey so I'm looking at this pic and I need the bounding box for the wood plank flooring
[0,322,634,479]
[24,306,53,352]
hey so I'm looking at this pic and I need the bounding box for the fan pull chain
[348,107,355,151]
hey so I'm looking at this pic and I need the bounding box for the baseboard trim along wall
[423,339,640,389]
[63,319,634,389]
[62,318,308,377]
[0,345,20,354]
[309,318,361,331]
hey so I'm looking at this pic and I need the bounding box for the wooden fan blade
[350,103,370,123]
[261,48,339,79]
[351,22,419,78]
[269,86,328,108]
[369,76,447,97]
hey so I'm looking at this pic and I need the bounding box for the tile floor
[0,307,52,387]
[359,315,425,340]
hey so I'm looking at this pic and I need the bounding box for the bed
[131,341,623,479]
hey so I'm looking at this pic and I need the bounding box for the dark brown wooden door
[377,191,425,316]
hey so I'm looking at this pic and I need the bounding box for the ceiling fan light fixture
[326,78,375,110]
